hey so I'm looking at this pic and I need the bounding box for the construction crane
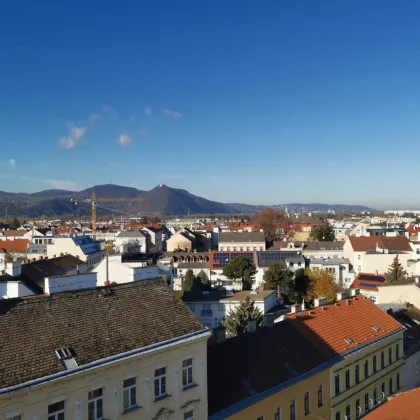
[71,189,144,235]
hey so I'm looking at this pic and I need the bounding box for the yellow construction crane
[71,189,144,235]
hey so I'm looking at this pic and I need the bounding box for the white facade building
[115,231,148,254]
[218,232,266,252]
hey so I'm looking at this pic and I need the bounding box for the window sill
[154,394,171,402]
[123,405,142,415]
[183,383,198,392]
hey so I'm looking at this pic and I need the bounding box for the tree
[10,217,20,229]
[182,269,196,291]
[385,256,407,284]
[196,270,210,285]
[310,222,335,241]
[223,256,257,290]
[293,268,310,301]
[262,263,294,292]
[305,268,338,303]
[256,208,285,241]
[222,297,263,337]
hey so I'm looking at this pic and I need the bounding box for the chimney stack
[336,292,343,301]
[314,297,327,307]
[212,327,226,343]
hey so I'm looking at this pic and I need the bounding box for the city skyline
[1,1,420,208]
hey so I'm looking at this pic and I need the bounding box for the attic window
[371,325,381,332]
[344,337,354,344]
[55,347,72,360]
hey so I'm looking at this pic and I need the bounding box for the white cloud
[140,128,149,138]
[57,124,86,149]
[42,179,78,190]
[163,108,182,118]
[144,107,152,116]
[117,133,132,146]
[9,158,16,167]
[89,113,102,123]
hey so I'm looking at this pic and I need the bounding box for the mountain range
[0,184,376,218]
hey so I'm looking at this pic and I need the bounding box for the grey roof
[182,290,227,302]
[178,262,209,269]
[310,258,352,266]
[0,279,207,389]
[27,243,47,254]
[116,230,146,238]
[219,231,265,243]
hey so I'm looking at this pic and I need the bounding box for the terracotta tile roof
[0,239,29,254]
[208,321,329,416]
[350,273,387,292]
[349,236,412,252]
[406,225,420,234]
[0,230,26,237]
[286,296,404,357]
[363,388,420,420]
[0,279,207,390]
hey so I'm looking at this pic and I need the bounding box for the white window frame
[184,410,194,420]
[88,388,104,420]
[154,367,167,398]
[182,358,193,388]
[48,400,65,420]
[123,377,137,410]
[274,407,281,420]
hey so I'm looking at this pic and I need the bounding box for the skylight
[344,337,354,344]
[371,325,381,332]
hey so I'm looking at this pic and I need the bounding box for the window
[274,407,281,420]
[355,398,361,418]
[335,411,340,420]
[7,414,21,420]
[218,305,224,312]
[257,417,264,420]
[48,401,65,420]
[154,367,167,398]
[345,405,351,419]
[389,377,393,394]
[358,266,361,271]
[184,410,194,420]
[389,347,393,364]
[290,399,296,420]
[364,392,369,411]
[358,254,361,260]
[317,385,323,407]
[182,358,193,387]
[396,343,400,360]
[381,351,385,369]
[364,360,369,378]
[345,369,351,389]
[355,364,360,384]
[397,373,401,389]
[335,374,340,395]
[373,387,378,405]
[123,377,137,410]
[88,388,103,420]
[373,355,377,373]
[304,391,310,414]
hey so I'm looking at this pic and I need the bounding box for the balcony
[201,310,213,317]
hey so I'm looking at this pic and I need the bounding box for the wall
[218,368,330,420]
[377,284,420,307]
[361,253,420,276]
[0,336,209,420]
[115,236,147,254]
[404,350,420,390]
[44,273,98,294]
[0,281,34,299]
[218,241,266,252]
[166,234,193,252]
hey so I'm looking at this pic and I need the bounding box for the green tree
[222,296,263,337]
[10,217,20,229]
[223,256,257,290]
[182,269,196,291]
[293,268,310,301]
[262,263,294,292]
[310,222,335,241]
[385,256,407,284]
[196,270,210,285]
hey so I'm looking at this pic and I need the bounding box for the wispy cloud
[140,128,149,138]
[163,108,182,118]
[89,113,102,123]
[144,107,152,116]
[8,158,16,168]
[57,123,86,149]
[117,133,132,146]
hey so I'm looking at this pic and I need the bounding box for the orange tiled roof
[286,296,404,357]
[0,230,26,237]
[363,388,420,420]
[349,236,412,252]
[350,273,387,292]
[0,239,29,254]
[407,224,420,234]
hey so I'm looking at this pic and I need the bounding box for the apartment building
[309,257,355,289]
[0,279,210,420]
[218,231,266,252]
[287,292,405,419]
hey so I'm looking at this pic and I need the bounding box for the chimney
[336,292,343,301]
[415,277,420,284]
[289,303,303,314]
[212,327,226,343]
[263,313,275,328]
[246,319,257,333]
[314,297,327,307]
[6,262,22,278]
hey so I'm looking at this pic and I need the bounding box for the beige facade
[0,335,209,420]
[166,233,194,252]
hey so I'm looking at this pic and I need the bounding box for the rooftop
[178,261,210,269]
[220,290,276,303]
[363,388,420,420]
[349,236,412,252]
[0,239,29,254]
[116,230,146,238]
[286,296,404,357]
[0,279,207,390]
[219,231,265,243]
[350,273,386,292]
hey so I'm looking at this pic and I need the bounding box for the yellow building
[287,292,405,420]
[208,321,334,420]
[0,279,210,420]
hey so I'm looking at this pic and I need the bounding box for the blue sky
[1,1,420,209]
